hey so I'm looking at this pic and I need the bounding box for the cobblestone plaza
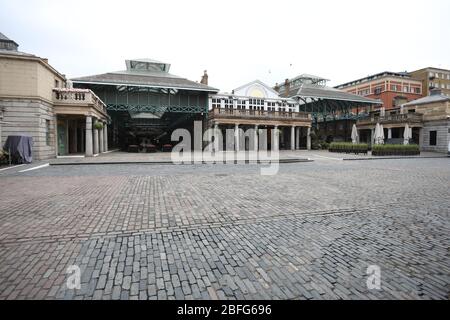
[0,158,449,300]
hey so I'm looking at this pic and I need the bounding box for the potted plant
[94,121,104,130]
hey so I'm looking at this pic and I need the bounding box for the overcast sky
[1,0,449,92]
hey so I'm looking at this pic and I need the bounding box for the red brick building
[335,72,423,110]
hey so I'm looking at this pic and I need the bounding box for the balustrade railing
[53,88,107,114]
[210,107,311,120]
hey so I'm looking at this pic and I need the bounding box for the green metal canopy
[72,59,219,114]
[288,83,382,123]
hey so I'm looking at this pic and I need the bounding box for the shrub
[329,142,369,154]
[320,141,330,150]
[94,121,104,130]
[312,141,322,150]
[372,144,420,156]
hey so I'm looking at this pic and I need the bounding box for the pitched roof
[72,70,219,92]
[0,49,34,57]
[402,93,450,106]
[0,32,19,49]
[71,59,219,92]
[0,32,10,41]
[291,84,382,105]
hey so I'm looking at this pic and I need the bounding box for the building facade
[0,33,109,160]
[402,89,450,153]
[335,72,423,110]
[275,74,381,143]
[409,67,450,97]
[208,80,312,150]
[355,89,450,153]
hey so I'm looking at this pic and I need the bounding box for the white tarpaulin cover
[351,124,359,144]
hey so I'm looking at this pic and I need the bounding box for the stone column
[306,127,312,150]
[296,127,300,150]
[85,116,93,157]
[254,125,259,151]
[388,128,392,139]
[214,123,219,152]
[273,125,279,151]
[290,126,295,151]
[99,124,104,153]
[370,128,374,145]
[103,123,108,152]
[234,123,240,151]
[93,122,99,155]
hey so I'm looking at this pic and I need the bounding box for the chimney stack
[274,83,280,93]
[200,70,208,85]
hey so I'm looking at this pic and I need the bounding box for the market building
[72,59,219,152]
[275,74,382,143]
[207,80,312,151]
[0,32,109,160]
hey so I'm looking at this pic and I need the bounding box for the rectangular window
[249,98,264,110]
[224,99,233,109]
[45,120,51,146]
[212,98,222,109]
[236,100,246,109]
[429,130,437,146]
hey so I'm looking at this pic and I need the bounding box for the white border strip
[103,149,119,154]
[310,154,344,161]
[0,164,26,172]
[19,163,50,172]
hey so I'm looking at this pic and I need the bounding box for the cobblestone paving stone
[0,158,449,299]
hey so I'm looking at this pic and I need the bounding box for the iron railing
[357,112,423,125]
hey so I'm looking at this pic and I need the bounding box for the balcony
[357,112,423,127]
[208,107,311,127]
[53,88,108,116]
